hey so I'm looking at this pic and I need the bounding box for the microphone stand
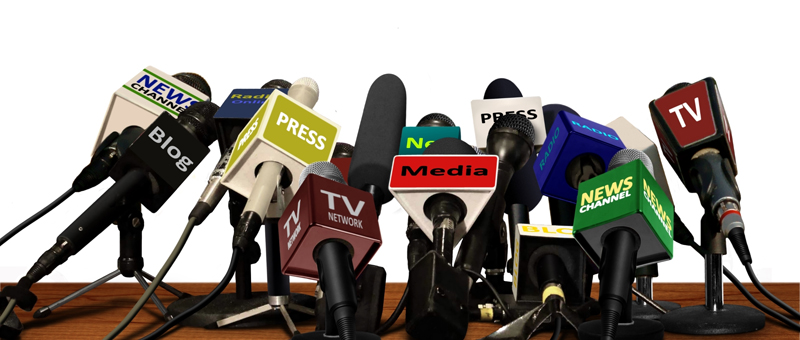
[630,264,681,320]
[34,197,185,320]
[167,185,315,333]
[659,212,764,334]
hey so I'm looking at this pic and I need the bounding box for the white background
[1,1,798,285]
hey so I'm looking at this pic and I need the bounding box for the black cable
[724,265,800,331]
[140,248,241,340]
[375,285,408,335]
[462,268,510,319]
[549,314,562,340]
[684,239,800,331]
[0,188,75,247]
[744,262,800,320]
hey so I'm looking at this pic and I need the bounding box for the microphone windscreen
[288,77,320,108]
[417,113,455,127]
[484,78,522,99]
[300,161,346,186]
[664,82,691,95]
[333,142,354,158]
[262,79,292,89]
[490,112,535,143]
[423,137,477,155]
[177,101,219,147]
[349,74,407,204]
[543,104,579,132]
[172,72,212,99]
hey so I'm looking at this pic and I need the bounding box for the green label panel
[573,160,674,257]
[226,103,269,172]
[264,95,338,165]
[573,162,639,233]
[640,165,674,257]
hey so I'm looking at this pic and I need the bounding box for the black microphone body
[2,103,218,311]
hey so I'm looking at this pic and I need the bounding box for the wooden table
[2,282,797,339]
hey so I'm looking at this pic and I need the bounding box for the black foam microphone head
[484,78,523,99]
[349,74,407,205]
[177,101,219,147]
[664,82,691,95]
[333,142,354,158]
[172,72,212,100]
[262,79,292,89]
[417,113,455,127]
[422,137,477,155]
[543,104,580,132]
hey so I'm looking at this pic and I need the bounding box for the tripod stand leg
[215,303,276,328]
[279,304,300,336]
[287,302,315,316]
[33,269,121,318]
[134,272,172,320]
[140,271,188,298]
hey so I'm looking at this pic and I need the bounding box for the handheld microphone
[535,110,625,204]
[542,104,581,226]
[1,102,219,312]
[476,78,546,279]
[607,116,682,316]
[574,149,673,340]
[331,142,354,183]
[470,78,545,150]
[389,139,498,252]
[398,113,461,155]
[279,163,381,340]
[348,74,407,216]
[93,67,211,154]
[213,80,292,153]
[394,138,493,340]
[454,114,535,282]
[649,78,743,240]
[220,77,340,252]
[512,224,593,307]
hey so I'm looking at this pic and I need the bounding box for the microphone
[220,77,341,252]
[574,149,673,340]
[1,102,219,312]
[393,137,494,340]
[398,113,461,155]
[93,67,211,154]
[512,223,593,307]
[470,78,545,150]
[476,78,546,281]
[454,113,535,283]
[331,142,354,183]
[279,163,381,340]
[541,104,581,226]
[534,110,625,204]
[213,80,292,153]
[348,74,407,215]
[607,116,682,317]
[389,138,498,256]
[648,78,743,244]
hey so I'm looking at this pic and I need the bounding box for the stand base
[631,300,681,320]
[578,318,664,340]
[166,292,315,328]
[0,309,22,339]
[292,331,380,340]
[660,304,765,335]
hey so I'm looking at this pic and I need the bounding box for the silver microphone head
[609,148,654,176]
[300,161,346,186]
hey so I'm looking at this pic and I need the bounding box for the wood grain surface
[1,282,797,339]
